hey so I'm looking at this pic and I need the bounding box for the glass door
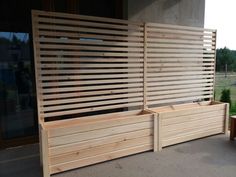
[0,32,38,148]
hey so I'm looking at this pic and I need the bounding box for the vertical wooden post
[144,109,159,152]
[31,11,45,165]
[39,125,43,166]
[225,64,228,78]
[153,113,158,152]
[41,129,50,177]
[153,113,162,152]
[212,30,217,101]
[225,103,229,135]
[143,23,148,109]
[158,114,162,151]
[31,11,44,124]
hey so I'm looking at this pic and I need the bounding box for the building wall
[126,0,205,27]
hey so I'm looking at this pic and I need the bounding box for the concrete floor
[0,134,236,177]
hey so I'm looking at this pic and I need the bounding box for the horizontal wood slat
[49,121,152,146]
[163,119,224,138]
[51,144,152,174]
[50,136,152,165]
[162,110,224,126]
[49,129,152,156]
[162,128,222,147]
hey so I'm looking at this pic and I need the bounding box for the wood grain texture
[146,23,216,107]
[149,101,227,148]
[32,10,145,121]
[31,10,219,177]
[46,112,154,174]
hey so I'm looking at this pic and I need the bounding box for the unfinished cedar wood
[146,22,216,106]
[31,10,228,177]
[32,10,145,121]
[150,101,228,150]
[45,110,153,174]
[32,10,153,177]
[145,22,228,150]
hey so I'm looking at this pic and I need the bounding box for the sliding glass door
[0,32,38,148]
[0,0,124,148]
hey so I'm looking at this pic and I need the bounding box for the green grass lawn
[215,72,236,115]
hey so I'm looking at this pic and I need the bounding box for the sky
[205,0,236,50]
[0,32,29,42]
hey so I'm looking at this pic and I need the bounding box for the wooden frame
[31,10,227,177]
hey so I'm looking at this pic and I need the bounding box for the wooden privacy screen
[32,10,217,122]
[32,10,222,177]
[32,10,145,122]
[146,23,216,107]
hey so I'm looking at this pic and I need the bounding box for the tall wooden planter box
[40,110,154,176]
[149,101,229,150]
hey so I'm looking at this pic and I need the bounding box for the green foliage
[216,47,236,72]
[220,88,232,106]
[230,101,236,116]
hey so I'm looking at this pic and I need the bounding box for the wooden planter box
[32,10,222,177]
[149,101,229,150]
[40,110,154,176]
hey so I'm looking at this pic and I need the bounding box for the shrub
[230,101,236,115]
[220,88,232,107]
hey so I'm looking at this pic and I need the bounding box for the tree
[12,34,21,45]
[216,47,236,74]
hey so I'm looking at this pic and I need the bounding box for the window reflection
[0,32,36,139]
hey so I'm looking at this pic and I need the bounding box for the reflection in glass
[0,32,36,140]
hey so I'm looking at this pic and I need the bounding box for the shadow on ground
[0,134,236,177]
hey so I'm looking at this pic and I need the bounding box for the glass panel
[0,32,37,140]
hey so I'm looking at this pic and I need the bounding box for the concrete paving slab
[0,134,235,177]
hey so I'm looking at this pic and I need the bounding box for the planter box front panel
[150,102,227,148]
[43,111,154,174]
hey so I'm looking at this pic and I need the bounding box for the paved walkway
[1,134,236,177]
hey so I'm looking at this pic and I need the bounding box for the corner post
[225,103,229,135]
[212,30,217,101]
[31,9,45,167]
[158,114,162,151]
[41,128,50,177]
[143,23,148,110]
[153,113,158,152]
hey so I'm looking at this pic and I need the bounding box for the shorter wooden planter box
[149,101,229,150]
[40,110,154,176]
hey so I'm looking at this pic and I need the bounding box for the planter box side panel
[161,103,226,147]
[47,113,154,174]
